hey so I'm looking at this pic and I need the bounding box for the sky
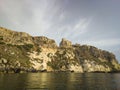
[0,0,120,61]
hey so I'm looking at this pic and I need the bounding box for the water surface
[0,73,120,90]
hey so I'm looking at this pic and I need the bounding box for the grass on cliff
[0,43,33,68]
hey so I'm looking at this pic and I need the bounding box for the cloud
[0,0,91,37]
[50,17,91,42]
[73,18,92,33]
[0,0,59,35]
[59,13,66,21]
[80,38,120,48]
[0,0,120,61]
[74,18,90,30]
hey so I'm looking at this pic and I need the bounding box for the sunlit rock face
[28,48,57,71]
[82,60,111,72]
[0,27,120,73]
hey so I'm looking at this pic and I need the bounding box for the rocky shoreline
[1,70,120,74]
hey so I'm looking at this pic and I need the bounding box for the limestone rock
[59,38,72,48]
[0,27,120,73]
[33,36,58,48]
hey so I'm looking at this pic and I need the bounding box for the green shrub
[17,44,33,51]
[0,42,5,44]
[0,36,3,40]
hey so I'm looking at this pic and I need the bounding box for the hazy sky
[0,0,120,61]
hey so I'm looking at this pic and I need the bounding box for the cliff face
[0,27,120,73]
[0,27,33,45]
[33,36,57,48]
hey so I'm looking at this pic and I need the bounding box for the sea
[0,72,120,90]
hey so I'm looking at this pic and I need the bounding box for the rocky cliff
[0,27,120,73]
